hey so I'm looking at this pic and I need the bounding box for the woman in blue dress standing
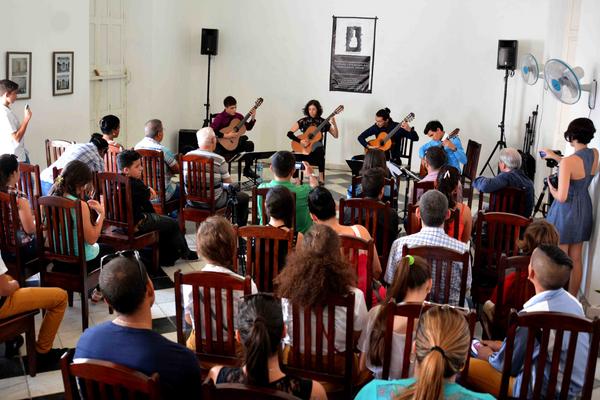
[543,118,598,296]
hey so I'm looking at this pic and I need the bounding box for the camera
[547,173,559,188]
[539,150,562,168]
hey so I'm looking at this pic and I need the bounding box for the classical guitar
[291,105,344,155]
[218,97,264,151]
[418,128,460,177]
[366,112,416,152]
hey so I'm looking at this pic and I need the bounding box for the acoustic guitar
[291,105,344,155]
[218,97,264,151]
[366,112,416,152]
[418,128,460,177]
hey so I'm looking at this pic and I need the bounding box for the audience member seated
[356,306,494,400]
[436,165,472,243]
[275,224,368,354]
[74,253,202,398]
[185,127,249,227]
[0,251,68,367]
[347,148,392,199]
[183,216,257,350]
[48,160,111,302]
[99,114,122,147]
[117,150,197,266]
[0,154,36,263]
[264,186,302,270]
[134,118,179,202]
[40,134,108,195]
[473,147,534,217]
[344,167,399,257]
[258,150,319,234]
[385,190,470,307]
[358,255,432,379]
[467,245,589,398]
[308,186,383,303]
[208,293,327,400]
[483,220,559,322]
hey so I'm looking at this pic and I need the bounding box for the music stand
[229,151,277,185]
[345,159,364,176]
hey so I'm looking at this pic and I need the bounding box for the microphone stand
[202,54,212,128]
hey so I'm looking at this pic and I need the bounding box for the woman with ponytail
[356,307,494,400]
[436,165,472,243]
[208,293,326,399]
[99,114,122,146]
[358,255,432,379]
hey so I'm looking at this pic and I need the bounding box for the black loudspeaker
[497,40,518,70]
[201,29,219,56]
[178,129,199,155]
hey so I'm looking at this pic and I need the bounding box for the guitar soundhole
[380,140,384,146]
[308,134,314,140]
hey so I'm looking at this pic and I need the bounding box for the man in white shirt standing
[0,80,31,162]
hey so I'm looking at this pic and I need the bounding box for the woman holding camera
[543,118,598,297]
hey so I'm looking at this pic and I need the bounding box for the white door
[89,0,127,144]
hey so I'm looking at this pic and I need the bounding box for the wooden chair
[202,378,298,400]
[174,270,252,371]
[45,139,74,167]
[138,149,178,215]
[405,203,461,240]
[350,175,400,210]
[251,187,296,229]
[284,293,355,398]
[381,302,476,381]
[36,196,100,330]
[17,162,41,209]
[96,172,160,273]
[461,140,482,208]
[339,197,393,272]
[477,186,526,216]
[340,234,375,309]
[403,245,470,307]
[0,310,39,377]
[411,180,435,204]
[483,255,534,340]
[103,143,122,173]
[179,154,228,232]
[60,348,161,400]
[498,311,600,400]
[237,225,293,292]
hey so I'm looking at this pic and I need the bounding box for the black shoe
[182,250,198,261]
[4,335,24,358]
[37,347,69,369]
[243,167,259,180]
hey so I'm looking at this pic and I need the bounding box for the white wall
[0,0,89,167]
[187,0,550,170]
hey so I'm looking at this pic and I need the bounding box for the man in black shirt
[357,108,418,161]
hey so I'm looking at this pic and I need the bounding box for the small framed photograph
[6,52,32,100]
[53,51,74,96]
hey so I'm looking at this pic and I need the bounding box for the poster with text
[330,16,377,93]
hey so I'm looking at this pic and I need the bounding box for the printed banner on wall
[330,16,377,93]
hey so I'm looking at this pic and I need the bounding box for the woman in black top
[209,293,327,400]
[287,99,339,181]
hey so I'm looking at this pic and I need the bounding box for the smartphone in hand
[470,339,482,357]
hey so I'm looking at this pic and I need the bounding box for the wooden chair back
[340,234,374,309]
[251,187,296,229]
[393,135,415,169]
[403,245,470,306]
[17,162,41,209]
[339,197,392,271]
[0,310,39,377]
[202,378,298,400]
[411,180,435,204]
[138,149,178,215]
[382,302,477,381]
[478,186,526,216]
[45,139,74,167]
[60,349,161,400]
[351,175,400,209]
[104,143,122,173]
[405,203,461,239]
[96,172,135,234]
[0,191,33,284]
[499,311,600,400]
[238,225,294,292]
[461,140,482,208]
[174,270,252,367]
[285,293,355,398]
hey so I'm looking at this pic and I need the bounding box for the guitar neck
[236,106,256,130]
[314,112,335,133]
[383,114,412,142]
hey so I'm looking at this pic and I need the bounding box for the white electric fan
[544,58,597,109]
[519,53,543,85]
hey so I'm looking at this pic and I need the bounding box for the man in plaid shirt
[385,190,470,306]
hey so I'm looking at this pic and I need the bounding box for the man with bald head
[468,244,589,398]
[183,127,249,226]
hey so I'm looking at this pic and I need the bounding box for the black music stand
[229,151,277,185]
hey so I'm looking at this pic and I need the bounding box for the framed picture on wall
[6,52,32,100]
[53,51,74,96]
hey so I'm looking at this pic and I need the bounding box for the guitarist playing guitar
[211,96,262,179]
[288,100,340,181]
[418,120,466,171]
[357,108,419,161]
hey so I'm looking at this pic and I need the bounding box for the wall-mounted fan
[519,53,543,85]
[544,59,597,109]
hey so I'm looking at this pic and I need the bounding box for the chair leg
[26,321,36,377]
[81,292,89,331]
[67,291,73,307]
[152,243,160,274]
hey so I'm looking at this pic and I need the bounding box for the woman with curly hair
[275,224,367,353]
